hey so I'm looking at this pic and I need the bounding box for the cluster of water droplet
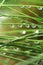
[10,24,38,29]
[20,5,43,11]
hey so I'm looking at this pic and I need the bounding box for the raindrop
[0,45,2,47]
[20,5,24,8]
[26,24,30,28]
[34,41,39,44]
[10,24,15,29]
[28,5,32,8]
[16,48,19,51]
[22,30,26,35]
[3,53,6,55]
[25,51,30,54]
[31,25,36,28]
[14,48,19,51]
[38,7,43,10]
[35,30,39,34]
[18,24,23,28]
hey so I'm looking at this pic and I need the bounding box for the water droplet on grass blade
[0,45,2,47]
[31,25,36,29]
[20,5,24,8]
[34,41,39,44]
[18,24,23,28]
[3,53,6,55]
[28,5,32,8]
[10,24,15,29]
[38,7,43,10]
[22,30,26,35]
[14,48,19,51]
[16,48,19,51]
[35,30,39,34]
[25,51,30,54]
[26,24,30,28]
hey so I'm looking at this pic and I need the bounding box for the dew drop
[10,24,15,29]
[0,45,2,47]
[3,53,6,55]
[22,30,26,35]
[16,48,19,51]
[26,24,30,28]
[18,24,23,28]
[31,25,36,28]
[34,41,39,44]
[20,5,24,8]
[35,30,39,34]
[38,7,43,10]
[14,48,19,51]
[28,5,32,8]
[25,51,30,54]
